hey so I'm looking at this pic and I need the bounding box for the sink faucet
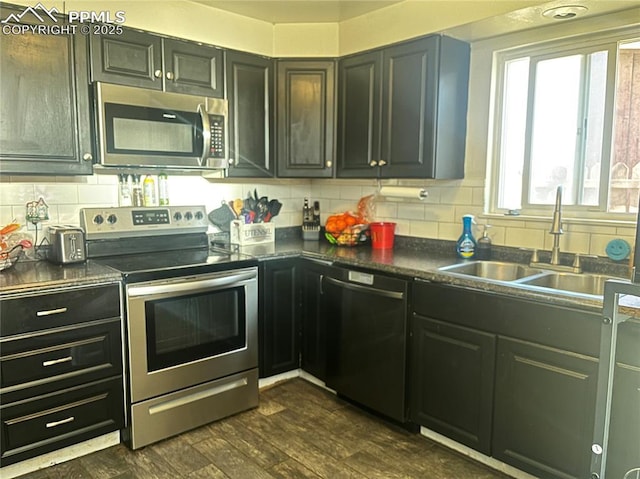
[530,185,582,273]
[549,185,564,265]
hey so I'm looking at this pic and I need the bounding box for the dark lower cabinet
[492,337,599,479]
[300,261,332,382]
[0,283,124,467]
[605,318,640,479]
[259,259,300,378]
[0,4,93,175]
[411,279,602,479]
[605,363,640,478]
[1,377,124,467]
[410,315,495,454]
[225,50,275,177]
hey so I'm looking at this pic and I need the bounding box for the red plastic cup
[370,222,396,249]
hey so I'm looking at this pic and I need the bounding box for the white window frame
[488,27,640,222]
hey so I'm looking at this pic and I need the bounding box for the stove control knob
[185,212,193,221]
[195,211,204,220]
[107,214,117,225]
[173,212,183,222]
[93,214,104,225]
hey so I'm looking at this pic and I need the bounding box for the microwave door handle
[198,104,211,166]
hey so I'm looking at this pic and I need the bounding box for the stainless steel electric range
[81,206,259,449]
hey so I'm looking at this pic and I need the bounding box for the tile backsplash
[0,174,636,258]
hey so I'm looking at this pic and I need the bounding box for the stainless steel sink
[517,272,621,296]
[438,261,545,282]
[438,260,626,298]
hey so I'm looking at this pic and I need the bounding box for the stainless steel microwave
[94,82,228,170]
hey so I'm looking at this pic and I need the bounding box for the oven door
[125,267,257,403]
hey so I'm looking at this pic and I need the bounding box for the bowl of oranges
[324,212,369,246]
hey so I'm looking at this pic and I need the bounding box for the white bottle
[158,172,169,206]
[118,174,132,207]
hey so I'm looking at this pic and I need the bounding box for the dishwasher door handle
[323,276,404,300]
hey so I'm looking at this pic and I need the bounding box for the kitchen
[1,0,639,478]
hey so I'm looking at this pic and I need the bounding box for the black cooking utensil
[264,199,282,222]
[253,196,269,223]
[207,203,237,231]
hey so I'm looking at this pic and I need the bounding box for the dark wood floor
[18,378,512,479]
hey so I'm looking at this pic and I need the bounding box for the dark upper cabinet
[410,314,496,455]
[493,337,599,479]
[225,51,275,177]
[276,60,336,178]
[337,35,469,179]
[336,51,381,179]
[90,28,223,98]
[0,5,93,175]
[259,259,300,378]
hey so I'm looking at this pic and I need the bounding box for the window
[491,32,640,217]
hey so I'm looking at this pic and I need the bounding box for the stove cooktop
[94,247,256,283]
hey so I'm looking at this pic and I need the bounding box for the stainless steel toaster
[48,226,86,264]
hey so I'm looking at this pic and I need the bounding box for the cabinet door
[410,315,496,455]
[277,60,335,178]
[90,28,163,89]
[606,363,640,479]
[0,6,93,175]
[0,377,124,467]
[259,259,299,378]
[163,39,223,97]
[1,319,123,404]
[379,37,439,178]
[300,262,330,381]
[226,51,275,177]
[493,337,599,479]
[336,51,381,178]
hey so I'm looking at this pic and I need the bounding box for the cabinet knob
[154,69,163,78]
[378,160,387,166]
[228,158,235,165]
[82,153,93,161]
[369,161,378,167]
[326,161,332,168]
[166,71,175,81]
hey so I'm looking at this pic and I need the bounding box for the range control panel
[81,205,208,240]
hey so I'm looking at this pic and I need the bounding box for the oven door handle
[127,270,256,297]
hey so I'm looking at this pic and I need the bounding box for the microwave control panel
[209,114,225,159]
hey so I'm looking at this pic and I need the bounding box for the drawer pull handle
[46,416,74,428]
[43,356,73,367]
[36,307,68,317]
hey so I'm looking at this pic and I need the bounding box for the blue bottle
[456,215,477,259]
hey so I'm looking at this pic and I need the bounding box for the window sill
[480,212,636,229]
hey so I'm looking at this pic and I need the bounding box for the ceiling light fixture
[542,4,588,20]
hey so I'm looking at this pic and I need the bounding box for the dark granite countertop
[233,233,637,314]
[0,259,122,296]
[3,231,639,315]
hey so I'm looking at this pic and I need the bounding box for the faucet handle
[571,253,585,273]
[531,248,540,263]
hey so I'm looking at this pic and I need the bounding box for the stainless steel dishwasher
[323,267,410,424]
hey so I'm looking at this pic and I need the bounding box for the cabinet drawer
[0,377,124,467]
[1,319,122,397]
[1,284,120,337]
